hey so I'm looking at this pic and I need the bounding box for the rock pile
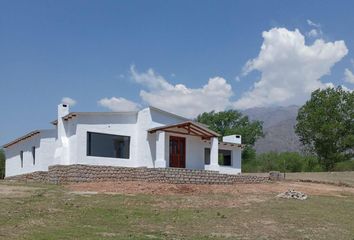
[277,189,308,200]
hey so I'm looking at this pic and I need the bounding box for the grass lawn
[0,180,354,240]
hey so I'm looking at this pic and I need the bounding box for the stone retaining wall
[5,171,49,182]
[6,164,270,185]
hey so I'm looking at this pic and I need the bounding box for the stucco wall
[4,130,56,177]
[74,113,139,167]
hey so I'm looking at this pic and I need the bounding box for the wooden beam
[189,125,213,138]
[164,130,202,138]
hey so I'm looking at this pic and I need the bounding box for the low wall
[5,171,49,182]
[6,164,270,185]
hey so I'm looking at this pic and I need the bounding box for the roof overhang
[2,130,41,149]
[148,121,220,140]
[202,139,245,149]
[51,111,138,125]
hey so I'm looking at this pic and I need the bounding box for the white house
[3,104,243,177]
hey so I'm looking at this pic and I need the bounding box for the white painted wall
[74,113,139,167]
[4,130,56,177]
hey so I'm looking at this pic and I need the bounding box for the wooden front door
[169,136,186,168]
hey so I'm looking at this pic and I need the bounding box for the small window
[32,146,36,165]
[204,148,232,166]
[20,151,24,168]
[204,148,210,165]
[87,132,130,159]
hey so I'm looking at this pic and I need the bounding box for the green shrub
[242,151,320,173]
[0,149,5,179]
[333,160,354,171]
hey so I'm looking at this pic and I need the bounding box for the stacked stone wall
[6,164,270,185]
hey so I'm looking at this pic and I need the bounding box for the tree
[295,87,354,171]
[0,149,5,179]
[196,110,264,161]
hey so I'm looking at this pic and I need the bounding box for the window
[204,148,210,165]
[218,149,232,166]
[20,151,23,168]
[87,132,130,159]
[204,148,232,166]
[32,146,36,165]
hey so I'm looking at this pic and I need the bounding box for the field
[0,179,354,240]
[245,171,354,187]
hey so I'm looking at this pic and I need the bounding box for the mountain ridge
[242,105,303,154]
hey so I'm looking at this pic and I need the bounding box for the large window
[204,148,232,166]
[87,132,130,159]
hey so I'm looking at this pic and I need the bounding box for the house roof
[149,106,190,121]
[50,106,188,126]
[2,130,42,149]
[51,111,138,125]
[148,121,221,139]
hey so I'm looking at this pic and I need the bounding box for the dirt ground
[66,180,354,197]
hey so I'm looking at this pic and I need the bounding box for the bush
[333,160,354,171]
[0,149,5,179]
[242,152,321,173]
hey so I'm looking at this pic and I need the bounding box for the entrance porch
[148,121,243,175]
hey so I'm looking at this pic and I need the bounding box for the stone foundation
[6,164,270,185]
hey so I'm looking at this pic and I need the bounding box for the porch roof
[148,121,221,139]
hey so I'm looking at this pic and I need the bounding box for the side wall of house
[4,130,56,177]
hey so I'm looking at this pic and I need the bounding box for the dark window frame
[20,151,23,168]
[86,132,130,159]
[204,148,232,166]
[32,146,36,165]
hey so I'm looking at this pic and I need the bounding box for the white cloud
[61,97,77,106]
[98,97,140,112]
[307,29,319,38]
[307,19,321,28]
[341,85,353,92]
[130,66,233,118]
[234,28,348,109]
[344,68,354,84]
[130,65,173,91]
[306,19,323,38]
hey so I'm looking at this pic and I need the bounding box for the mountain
[242,106,303,154]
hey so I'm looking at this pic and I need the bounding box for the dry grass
[0,180,354,239]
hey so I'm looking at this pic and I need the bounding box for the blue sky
[1,0,354,145]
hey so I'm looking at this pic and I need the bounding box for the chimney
[58,103,69,118]
[222,135,242,144]
[55,103,70,165]
[57,104,69,141]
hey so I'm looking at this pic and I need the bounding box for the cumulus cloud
[98,97,140,112]
[307,29,319,38]
[61,97,77,106]
[234,28,348,109]
[344,68,354,84]
[306,19,323,38]
[130,66,233,118]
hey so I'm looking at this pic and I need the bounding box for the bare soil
[66,180,354,197]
